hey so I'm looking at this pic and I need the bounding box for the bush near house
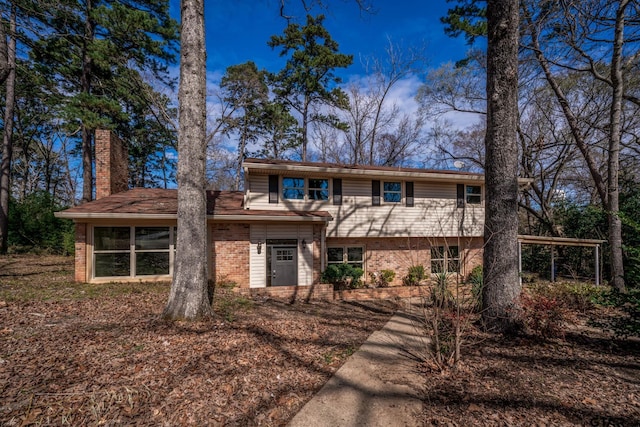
[321,264,364,290]
[403,265,426,286]
[369,269,395,288]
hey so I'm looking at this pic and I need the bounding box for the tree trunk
[0,7,16,254]
[162,0,211,320]
[0,5,9,86]
[80,1,94,203]
[481,0,521,333]
[607,0,629,292]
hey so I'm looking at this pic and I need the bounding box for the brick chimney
[95,129,128,200]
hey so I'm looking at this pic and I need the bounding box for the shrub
[468,265,483,310]
[8,192,75,255]
[403,265,425,286]
[432,272,454,308]
[322,264,364,290]
[591,288,640,339]
[369,269,395,288]
[527,281,605,313]
[520,289,568,339]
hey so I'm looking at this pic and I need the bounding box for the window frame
[282,177,305,200]
[327,245,365,271]
[466,185,482,205]
[383,181,402,204]
[430,245,460,274]
[92,225,176,279]
[281,176,330,202]
[308,178,329,201]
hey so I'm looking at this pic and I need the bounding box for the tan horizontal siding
[247,175,484,238]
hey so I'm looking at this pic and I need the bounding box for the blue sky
[170,0,470,79]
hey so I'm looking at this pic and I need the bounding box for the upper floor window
[466,185,482,204]
[383,181,402,203]
[308,178,329,200]
[283,177,305,200]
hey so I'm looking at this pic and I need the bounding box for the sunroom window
[135,227,171,276]
[94,227,131,277]
[93,226,175,278]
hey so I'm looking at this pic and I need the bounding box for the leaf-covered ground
[0,255,396,426]
[419,309,640,426]
[2,255,639,426]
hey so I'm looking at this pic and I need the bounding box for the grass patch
[0,280,170,303]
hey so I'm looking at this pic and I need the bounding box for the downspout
[320,225,326,272]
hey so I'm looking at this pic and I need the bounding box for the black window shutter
[333,178,342,205]
[406,181,414,207]
[456,184,465,208]
[269,175,279,204]
[372,180,381,206]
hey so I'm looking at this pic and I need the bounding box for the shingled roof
[56,188,332,222]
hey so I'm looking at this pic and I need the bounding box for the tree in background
[0,3,15,253]
[438,0,640,291]
[219,61,269,190]
[482,0,521,332]
[338,40,426,166]
[29,0,178,203]
[268,14,352,161]
[162,0,211,320]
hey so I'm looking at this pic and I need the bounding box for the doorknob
[272,270,276,279]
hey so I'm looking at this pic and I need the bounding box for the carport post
[595,244,600,286]
[518,241,522,286]
[550,245,555,282]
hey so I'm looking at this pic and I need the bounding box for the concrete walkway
[288,303,427,427]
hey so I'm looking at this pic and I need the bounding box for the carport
[517,235,606,285]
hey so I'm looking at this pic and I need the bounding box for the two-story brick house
[57,130,485,291]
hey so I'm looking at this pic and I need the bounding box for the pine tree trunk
[0,7,16,254]
[80,1,94,203]
[162,0,211,320]
[607,0,628,292]
[481,0,521,333]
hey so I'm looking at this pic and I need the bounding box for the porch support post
[595,244,600,286]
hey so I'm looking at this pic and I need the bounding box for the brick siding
[326,236,484,286]
[74,223,87,282]
[234,283,334,301]
[211,223,250,287]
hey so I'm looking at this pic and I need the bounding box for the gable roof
[55,188,332,222]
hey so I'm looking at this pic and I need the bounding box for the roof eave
[243,161,485,183]
[55,212,332,222]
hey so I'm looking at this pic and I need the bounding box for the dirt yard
[1,254,639,426]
